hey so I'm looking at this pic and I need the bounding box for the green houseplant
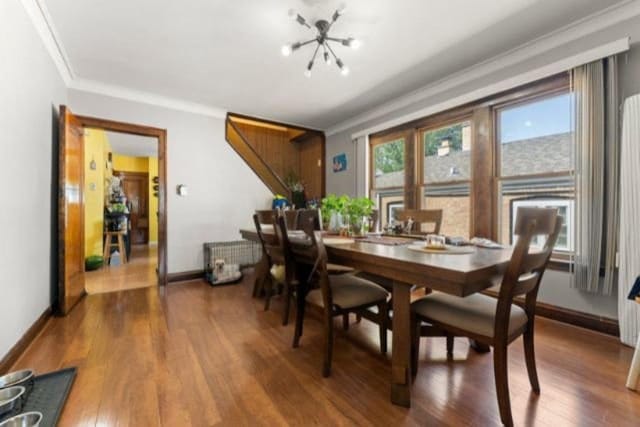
[321,194,349,232]
[346,197,375,235]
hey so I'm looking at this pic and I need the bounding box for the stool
[103,231,128,265]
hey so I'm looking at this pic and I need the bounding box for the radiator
[203,240,262,273]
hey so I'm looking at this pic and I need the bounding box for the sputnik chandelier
[281,6,360,77]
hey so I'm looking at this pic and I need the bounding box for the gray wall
[325,17,640,320]
[0,0,67,357]
[68,90,273,274]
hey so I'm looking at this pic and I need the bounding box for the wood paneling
[234,122,301,180]
[226,114,326,201]
[225,119,290,197]
[11,276,640,426]
[58,105,86,314]
[298,133,324,199]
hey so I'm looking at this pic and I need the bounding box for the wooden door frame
[75,115,168,287]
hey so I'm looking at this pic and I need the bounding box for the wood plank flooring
[12,271,640,426]
[85,244,157,294]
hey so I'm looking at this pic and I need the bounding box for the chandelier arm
[297,39,318,48]
[295,13,312,29]
[325,36,349,43]
[308,42,321,68]
[325,42,340,61]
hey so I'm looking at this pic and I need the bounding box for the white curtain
[619,93,640,346]
[571,61,605,293]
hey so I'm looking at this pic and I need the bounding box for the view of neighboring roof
[375,132,572,187]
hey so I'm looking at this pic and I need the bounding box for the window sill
[547,258,572,272]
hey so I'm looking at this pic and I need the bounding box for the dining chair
[281,215,390,377]
[253,212,288,314]
[394,209,443,235]
[410,207,561,427]
[284,209,299,230]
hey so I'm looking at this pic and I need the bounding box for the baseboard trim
[483,290,619,336]
[0,307,52,374]
[167,270,204,283]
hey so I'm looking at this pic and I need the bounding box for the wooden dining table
[240,228,513,408]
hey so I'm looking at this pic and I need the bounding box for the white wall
[0,0,67,357]
[325,17,640,320]
[68,90,272,273]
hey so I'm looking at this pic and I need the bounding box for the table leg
[391,281,412,407]
[626,333,640,390]
[469,339,491,353]
[252,255,269,298]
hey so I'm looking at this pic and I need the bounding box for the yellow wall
[83,129,111,257]
[112,154,158,244]
[148,157,159,243]
[113,154,148,173]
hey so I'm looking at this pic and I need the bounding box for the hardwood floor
[85,244,157,294]
[12,271,640,426]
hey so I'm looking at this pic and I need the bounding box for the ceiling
[46,0,627,129]
[105,131,158,158]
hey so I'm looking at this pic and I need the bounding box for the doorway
[57,106,167,314]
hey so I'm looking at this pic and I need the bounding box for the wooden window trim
[369,130,412,194]
[367,73,571,240]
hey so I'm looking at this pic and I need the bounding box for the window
[372,138,405,189]
[420,121,472,238]
[497,91,574,253]
[510,197,574,252]
[370,134,406,227]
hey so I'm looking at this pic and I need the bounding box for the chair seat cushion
[411,292,528,338]
[307,274,388,310]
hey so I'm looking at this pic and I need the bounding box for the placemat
[356,236,416,246]
[408,244,475,255]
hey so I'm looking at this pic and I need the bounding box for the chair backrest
[394,209,443,234]
[494,207,562,339]
[284,210,299,230]
[296,209,321,231]
[253,212,284,265]
[287,214,333,310]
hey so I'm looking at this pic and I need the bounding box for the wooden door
[298,134,324,200]
[58,106,85,314]
[117,171,149,244]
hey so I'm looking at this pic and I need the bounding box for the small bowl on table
[0,411,43,427]
[424,234,446,250]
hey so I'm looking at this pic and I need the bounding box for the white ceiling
[104,131,158,158]
[46,0,626,129]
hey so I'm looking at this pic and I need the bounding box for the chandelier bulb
[341,65,350,76]
[324,51,331,66]
[281,45,292,57]
[304,69,312,78]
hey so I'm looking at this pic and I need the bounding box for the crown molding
[20,0,74,85]
[326,0,640,136]
[70,78,227,119]
[20,0,227,119]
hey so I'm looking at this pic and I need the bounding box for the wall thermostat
[176,184,188,196]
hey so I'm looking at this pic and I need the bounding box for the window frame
[369,130,410,193]
[417,118,474,237]
[493,85,574,260]
[366,73,571,270]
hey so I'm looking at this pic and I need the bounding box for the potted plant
[321,193,350,232]
[346,197,375,236]
[285,171,306,209]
